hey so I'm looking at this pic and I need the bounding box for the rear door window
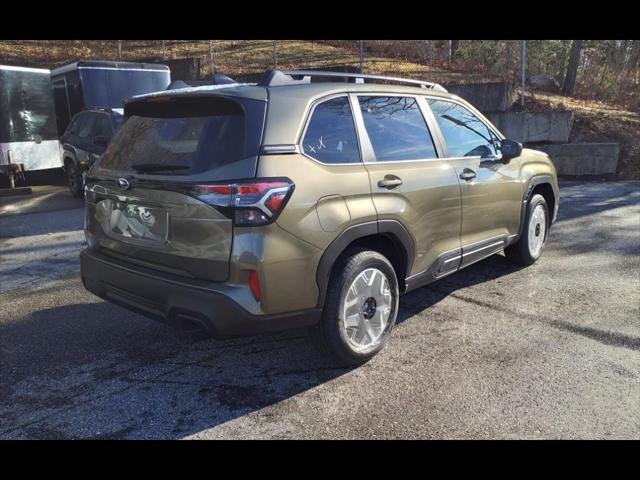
[96,96,265,177]
[302,96,360,164]
[357,96,437,162]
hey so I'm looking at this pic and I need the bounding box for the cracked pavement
[0,177,639,439]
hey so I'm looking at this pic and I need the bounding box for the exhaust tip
[173,313,213,336]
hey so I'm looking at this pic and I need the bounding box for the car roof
[123,72,480,147]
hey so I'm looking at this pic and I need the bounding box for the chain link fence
[0,40,523,84]
[1,40,637,109]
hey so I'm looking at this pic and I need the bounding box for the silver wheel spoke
[345,312,360,328]
[528,204,547,257]
[341,267,393,352]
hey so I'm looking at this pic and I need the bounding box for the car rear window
[302,96,360,164]
[96,96,265,177]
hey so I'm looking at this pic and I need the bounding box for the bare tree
[208,40,214,75]
[450,40,460,62]
[562,40,583,96]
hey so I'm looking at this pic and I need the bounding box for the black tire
[312,249,399,367]
[66,161,84,198]
[505,193,549,266]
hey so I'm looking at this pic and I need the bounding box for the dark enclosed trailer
[50,60,171,135]
[0,65,60,184]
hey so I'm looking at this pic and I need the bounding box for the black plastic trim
[378,219,416,279]
[404,247,462,292]
[81,249,321,338]
[515,174,558,242]
[315,219,415,306]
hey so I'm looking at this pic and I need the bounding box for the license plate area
[107,201,168,244]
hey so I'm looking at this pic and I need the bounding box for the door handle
[378,175,403,189]
[459,168,476,181]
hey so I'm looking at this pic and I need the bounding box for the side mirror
[92,136,108,147]
[500,139,523,161]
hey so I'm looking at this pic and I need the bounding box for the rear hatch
[84,90,267,282]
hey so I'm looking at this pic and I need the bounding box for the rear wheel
[313,249,399,367]
[66,160,83,198]
[505,193,549,266]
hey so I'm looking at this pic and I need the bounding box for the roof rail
[258,69,448,92]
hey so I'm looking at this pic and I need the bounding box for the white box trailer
[0,65,61,186]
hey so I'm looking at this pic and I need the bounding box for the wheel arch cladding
[518,175,558,239]
[315,220,415,307]
[530,183,555,220]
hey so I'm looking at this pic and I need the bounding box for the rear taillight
[186,179,294,226]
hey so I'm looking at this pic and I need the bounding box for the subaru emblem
[116,177,130,190]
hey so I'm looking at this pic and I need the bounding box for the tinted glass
[68,114,84,135]
[77,113,97,139]
[358,96,437,161]
[0,68,58,143]
[97,97,258,177]
[93,114,113,140]
[428,99,500,158]
[302,96,360,164]
[80,69,171,109]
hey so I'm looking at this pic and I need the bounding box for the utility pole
[162,40,166,60]
[359,40,364,73]
[273,40,278,68]
[118,40,122,61]
[208,40,214,74]
[521,40,527,108]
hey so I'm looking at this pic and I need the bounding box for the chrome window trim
[297,93,365,167]
[350,92,443,165]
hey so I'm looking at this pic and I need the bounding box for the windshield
[95,96,265,178]
[80,68,171,109]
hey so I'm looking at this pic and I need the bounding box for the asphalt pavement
[0,177,638,439]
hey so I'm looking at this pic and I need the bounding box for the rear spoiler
[166,74,237,90]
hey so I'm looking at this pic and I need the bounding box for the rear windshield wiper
[131,163,190,173]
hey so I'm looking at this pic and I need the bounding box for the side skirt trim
[404,234,509,293]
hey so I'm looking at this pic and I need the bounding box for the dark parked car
[61,107,123,197]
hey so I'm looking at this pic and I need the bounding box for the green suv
[81,70,559,366]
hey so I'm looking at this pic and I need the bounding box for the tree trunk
[557,40,570,85]
[450,40,460,62]
[562,40,583,95]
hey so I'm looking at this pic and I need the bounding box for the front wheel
[66,161,84,198]
[312,249,399,367]
[505,193,549,266]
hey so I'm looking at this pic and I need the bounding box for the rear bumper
[80,249,321,338]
